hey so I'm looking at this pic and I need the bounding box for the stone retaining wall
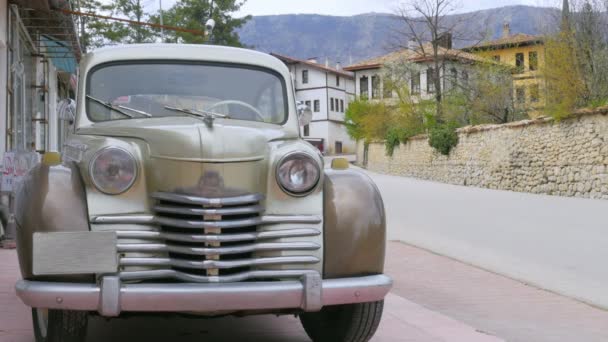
[357,108,608,199]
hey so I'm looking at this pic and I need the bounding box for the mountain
[237,5,560,66]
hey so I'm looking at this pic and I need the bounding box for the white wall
[0,0,8,157]
[286,60,357,155]
[327,121,356,154]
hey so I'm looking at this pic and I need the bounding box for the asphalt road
[364,168,608,309]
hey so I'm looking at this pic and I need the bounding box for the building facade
[344,42,493,103]
[464,24,545,117]
[272,53,356,155]
[0,0,80,243]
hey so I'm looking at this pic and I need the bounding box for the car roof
[81,44,290,75]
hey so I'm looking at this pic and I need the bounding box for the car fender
[323,168,386,278]
[15,162,91,281]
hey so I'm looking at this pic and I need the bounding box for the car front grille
[112,192,322,283]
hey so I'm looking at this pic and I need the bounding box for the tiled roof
[270,53,354,78]
[464,34,544,51]
[344,43,502,71]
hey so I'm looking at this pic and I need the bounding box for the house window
[330,97,335,111]
[493,55,501,62]
[427,68,436,94]
[314,100,320,112]
[335,141,343,154]
[529,51,538,71]
[360,76,369,98]
[340,99,344,112]
[516,87,526,105]
[383,78,392,98]
[371,75,380,99]
[448,68,458,90]
[411,72,421,95]
[515,53,524,73]
[302,70,309,84]
[530,84,540,103]
[462,71,469,85]
[336,75,340,86]
[303,124,310,137]
[305,100,311,108]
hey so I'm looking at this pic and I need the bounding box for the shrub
[384,128,403,156]
[428,123,459,155]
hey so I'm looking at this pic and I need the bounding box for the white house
[271,53,356,155]
[344,38,497,102]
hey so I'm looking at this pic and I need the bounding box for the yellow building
[465,24,545,117]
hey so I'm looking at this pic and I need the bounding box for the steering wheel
[207,100,265,122]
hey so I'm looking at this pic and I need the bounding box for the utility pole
[159,0,164,42]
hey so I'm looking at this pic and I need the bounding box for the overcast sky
[153,0,561,17]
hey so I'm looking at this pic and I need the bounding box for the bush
[384,128,403,156]
[428,123,459,155]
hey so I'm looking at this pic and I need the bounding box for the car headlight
[276,152,321,196]
[89,147,137,195]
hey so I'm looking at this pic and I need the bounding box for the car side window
[257,81,284,123]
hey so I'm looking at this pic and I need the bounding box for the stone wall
[357,109,608,199]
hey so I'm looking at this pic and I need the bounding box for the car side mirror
[296,101,312,126]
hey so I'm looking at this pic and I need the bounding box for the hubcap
[35,308,49,338]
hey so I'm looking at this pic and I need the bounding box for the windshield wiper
[117,105,152,117]
[86,95,151,118]
[164,106,228,126]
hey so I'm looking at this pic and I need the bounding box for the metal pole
[159,0,164,42]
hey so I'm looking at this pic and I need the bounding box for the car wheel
[32,308,88,342]
[299,300,384,342]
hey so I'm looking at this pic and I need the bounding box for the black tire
[300,300,384,342]
[32,308,88,342]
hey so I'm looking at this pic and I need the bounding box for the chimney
[437,33,452,49]
[502,22,511,38]
[325,57,329,67]
[307,57,318,64]
[336,62,342,70]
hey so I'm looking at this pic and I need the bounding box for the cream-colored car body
[15,44,390,319]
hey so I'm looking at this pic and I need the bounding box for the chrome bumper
[16,274,392,317]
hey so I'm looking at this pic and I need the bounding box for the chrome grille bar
[119,269,317,283]
[117,242,321,255]
[155,216,263,229]
[153,204,264,216]
[120,256,320,269]
[116,228,321,243]
[151,192,264,206]
[91,215,322,226]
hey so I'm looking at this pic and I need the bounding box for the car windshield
[86,62,287,124]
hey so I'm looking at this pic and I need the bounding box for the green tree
[107,0,159,44]
[77,0,115,52]
[159,0,250,46]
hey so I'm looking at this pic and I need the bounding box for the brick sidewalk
[3,242,607,341]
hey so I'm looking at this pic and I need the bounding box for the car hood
[76,116,296,163]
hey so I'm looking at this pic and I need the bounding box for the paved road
[365,168,608,309]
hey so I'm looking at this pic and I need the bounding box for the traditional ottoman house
[343,36,499,103]
[463,23,545,117]
[272,53,356,155]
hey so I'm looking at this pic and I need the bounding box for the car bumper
[16,273,392,317]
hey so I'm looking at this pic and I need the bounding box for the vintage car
[14,44,391,342]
